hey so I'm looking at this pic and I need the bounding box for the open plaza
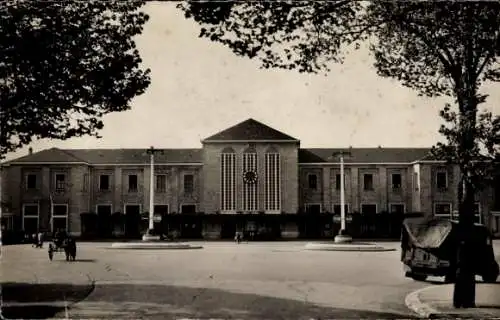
[1,240,500,319]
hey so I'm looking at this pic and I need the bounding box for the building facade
[2,119,500,239]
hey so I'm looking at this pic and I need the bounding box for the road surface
[2,241,499,319]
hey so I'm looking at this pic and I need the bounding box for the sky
[4,2,500,161]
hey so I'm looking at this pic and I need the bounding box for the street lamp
[332,151,352,243]
[142,146,162,241]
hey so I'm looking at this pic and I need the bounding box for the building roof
[6,147,88,164]
[4,147,435,165]
[5,148,203,165]
[203,118,299,142]
[298,148,432,164]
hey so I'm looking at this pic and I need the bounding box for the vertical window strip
[264,153,280,212]
[243,153,258,211]
[232,154,236,210]
[221,153,236,212]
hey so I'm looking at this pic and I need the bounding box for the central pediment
[202,118,299,143]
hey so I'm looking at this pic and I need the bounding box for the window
[154,205,169,215]
[51,204,68,232]
[391,173,402,190]
[156,174,167,192]
[304,204,321,214]
[390,204,405,214]
[55,173,66,191]
[363,174,374,191]
[26,174,37,190]
[265,151,281,212]
[221,150,236,211]
[22,204,39,234]
[308,174,318,189]
[128,174,138,192]
[96,205,112,216]
[333,204,349,214]
[361,204,377,214]
[242,150,258,211]
[434,203,452,217]
[436,171,448,190]
[184,174,194,194]
[181,204,196,214]
[1,216,14,231]
[335,174,346,190]
[99,175,110,191]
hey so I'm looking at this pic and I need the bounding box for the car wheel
[481,273,498,283]
[410,273,428,281]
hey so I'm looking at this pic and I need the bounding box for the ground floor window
[23,217,39,234]
[304,204,321,214]
[154,205,169,215]
[389,204,405,214]
[52,204,68,232]
[434,203,452,218]
[1,216,14,231]
[361,204,377,214]
[23,204,39,233]
[332,204,349,214]
[180,204,196,214]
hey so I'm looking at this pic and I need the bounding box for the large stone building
[2,119,500,239]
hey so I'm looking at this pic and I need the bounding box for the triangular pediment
[203,118,299,143]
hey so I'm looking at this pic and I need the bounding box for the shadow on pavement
[77,283,419,319]
[1,282,95,319]
[1,282,418,319]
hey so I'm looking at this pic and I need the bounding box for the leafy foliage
[178,1,369,73]
[180,1,500,184]
[432,104,500,190]
[0,1,151,158]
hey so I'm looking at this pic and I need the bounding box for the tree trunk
[453,174,476,308]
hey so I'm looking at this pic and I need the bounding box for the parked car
[401,216,499,283]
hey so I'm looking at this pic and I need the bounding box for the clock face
[243,170,258,184]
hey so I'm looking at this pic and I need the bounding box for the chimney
[28,147,33,155]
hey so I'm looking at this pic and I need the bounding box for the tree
[0,1,151,159]
[178,1,500,307]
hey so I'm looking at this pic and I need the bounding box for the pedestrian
[31,233,37,247]
[234,231,242,244]
[37,231,44,248]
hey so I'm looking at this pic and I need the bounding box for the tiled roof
[67,149,202,164]
[203,118,299,142]
[299,148,432,163]
[5,147,434,165]
[5,147,87,163]
[6,148,203,165]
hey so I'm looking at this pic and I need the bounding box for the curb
[304,242,396,252]
[107,242,203,250]
[405,286,440,319]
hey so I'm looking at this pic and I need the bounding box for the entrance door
[154,205,169,234]
[97,205,113,238]
[124,205,141,238]
[180,204,202,238]
[303,204,322,239]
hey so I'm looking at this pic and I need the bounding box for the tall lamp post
[332,151,352,243]
[142,146,162,241]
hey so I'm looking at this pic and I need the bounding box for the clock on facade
[243,170,258,184]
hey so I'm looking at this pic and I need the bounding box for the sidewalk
[406,283,500,319]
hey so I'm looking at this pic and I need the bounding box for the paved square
[2,241,499,319]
